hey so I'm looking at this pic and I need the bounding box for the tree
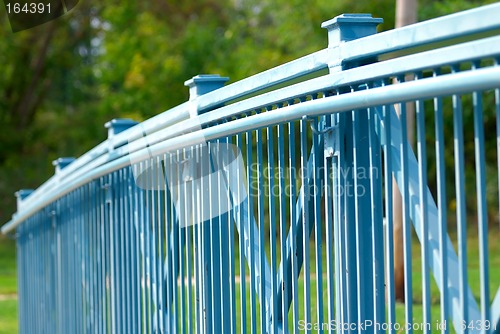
[0,5,98,223]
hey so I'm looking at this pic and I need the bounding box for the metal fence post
[184,74,230,334]
[52,158,77,334]
[104,119,138,334]
[14,189,33,334]
[322,14,383,334]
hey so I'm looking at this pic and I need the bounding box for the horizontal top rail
[337,2,500,62]
[3,2,500,234]
[3,65,500,234]
[17,102,190,212]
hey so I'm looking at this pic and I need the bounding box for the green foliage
[419,0,499,20]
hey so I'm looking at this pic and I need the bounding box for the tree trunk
[393,0,417,302]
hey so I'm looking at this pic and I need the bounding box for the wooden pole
[394,0,417,302]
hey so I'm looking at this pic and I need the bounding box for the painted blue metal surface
[4,4,500,334]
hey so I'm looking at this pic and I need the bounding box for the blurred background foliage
[0,0,498,225]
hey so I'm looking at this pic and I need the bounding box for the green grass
[0,235,17,334]
[0,299,18,334]
[0,236,16,295]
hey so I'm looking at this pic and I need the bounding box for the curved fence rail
[3,4,500,334]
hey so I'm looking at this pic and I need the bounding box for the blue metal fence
[3,4,500,334]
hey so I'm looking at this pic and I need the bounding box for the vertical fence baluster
[165,154,174,334]
[76,189,83,334]
[277,122,288,334]
[100,178,108,333]
[209,140,222,334]
[123,169,130,334]
[148,163,155,333]
[67,192,73,332]
[178,149,186,334]
[95,180,102,334]
[119,170,127,334]
[183,147,193,334]
[92,181,97,334]
[289,119,300,334]
[81,191,88,334]
[190,147,199,334]
[16,226,20,334]
[472,61,491,334]
[134,166,141,334]
[246,129,257,334]
[237,132,247,334]
[323,111,336,334]
[77,188,82,334]
[352,86,374,334]
[267,122,278,334]
[127,167,138,334]
[173,152,181,333]
[223,136,233,334]
[217,137,224,334]
[154,156,162,333]
[149,161,155,333]
[342,106,361,330]
[368,105,385,334]
[101,178,108,334]
[300,114,312,334]
[68,193,74,332]
[159,157,167,334]
[146,162,154,334]
[227,135,237,334]
[382,94,396,334]
[59,201,65,332]
[134,164,144,334]
[312,114,324,334]
[452,65,469,334]
[199,143,207,333]
[257,121,267,334]
[415,72,431,334]
[138,162,147,333]
[110,173,118,334]
[395,77,414,334]
[335,111,348,328]
[113,173,119,334]
[87,185,91,334]
[433,70,449,334]
[75,190,80,333]
[41,208,47,334]
[86,186,91,334]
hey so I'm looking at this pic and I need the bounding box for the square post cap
[321,14,383,47]
[52,157,76,174]
[15,189,34,200]
[15,189,34,210]
[184,74,229,100]
[104,118,138,139]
